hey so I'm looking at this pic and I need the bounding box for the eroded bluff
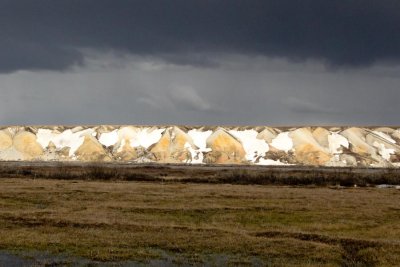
[0,126,399,167]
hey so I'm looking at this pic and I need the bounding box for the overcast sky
[1,0,400,125]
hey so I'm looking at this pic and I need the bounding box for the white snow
[36,128,95,156]
[36,129,59,148]
[131,128,165,148]
[117,127,138,142]
[373,131,396,144]
[229,130,269,162]
[184,142,199,163]
[373,141,395,161]
[99,130,119,147]
[118,127,165,149]
[328,133,349,154]
[188,129,212,150]
[270,132,293,153]
[187,129,213,164]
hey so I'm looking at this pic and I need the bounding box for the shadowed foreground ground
[0,178,399,266]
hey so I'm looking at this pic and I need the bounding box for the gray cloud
[1,56,399,125]
[0,41,83,73]
[1,1,400,126]
[1,0,400,72]
[282,97,339,114]
[169,86,212,112]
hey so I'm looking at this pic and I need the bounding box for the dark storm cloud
[0,40,83,72]
[1,0,400,72]
[2,61,400,125]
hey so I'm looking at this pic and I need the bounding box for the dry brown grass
[0,178,399,265]
[2,161,400,186]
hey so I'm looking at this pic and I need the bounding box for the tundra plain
[0,177,399,266]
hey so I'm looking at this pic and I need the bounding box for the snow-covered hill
[1,126,399,167]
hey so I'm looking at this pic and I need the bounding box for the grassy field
[0,178,399,266]
[2,161,400,186]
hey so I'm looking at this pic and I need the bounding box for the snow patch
[184,142,200,163]
[36,128,95,157]
[131,128,165,148]
[187,129,213,164]
[117,127,138,142]
[118,127,165,149]
[270,132,293,153]
[373,141,395,161]
[229,130,269,162]
[36,129,59,148]
[188,129,212,150]
[328,133,349,154]
[99,130,119,147]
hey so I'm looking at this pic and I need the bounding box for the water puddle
[0,250,264,266]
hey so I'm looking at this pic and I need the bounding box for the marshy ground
[0,178,399,266]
